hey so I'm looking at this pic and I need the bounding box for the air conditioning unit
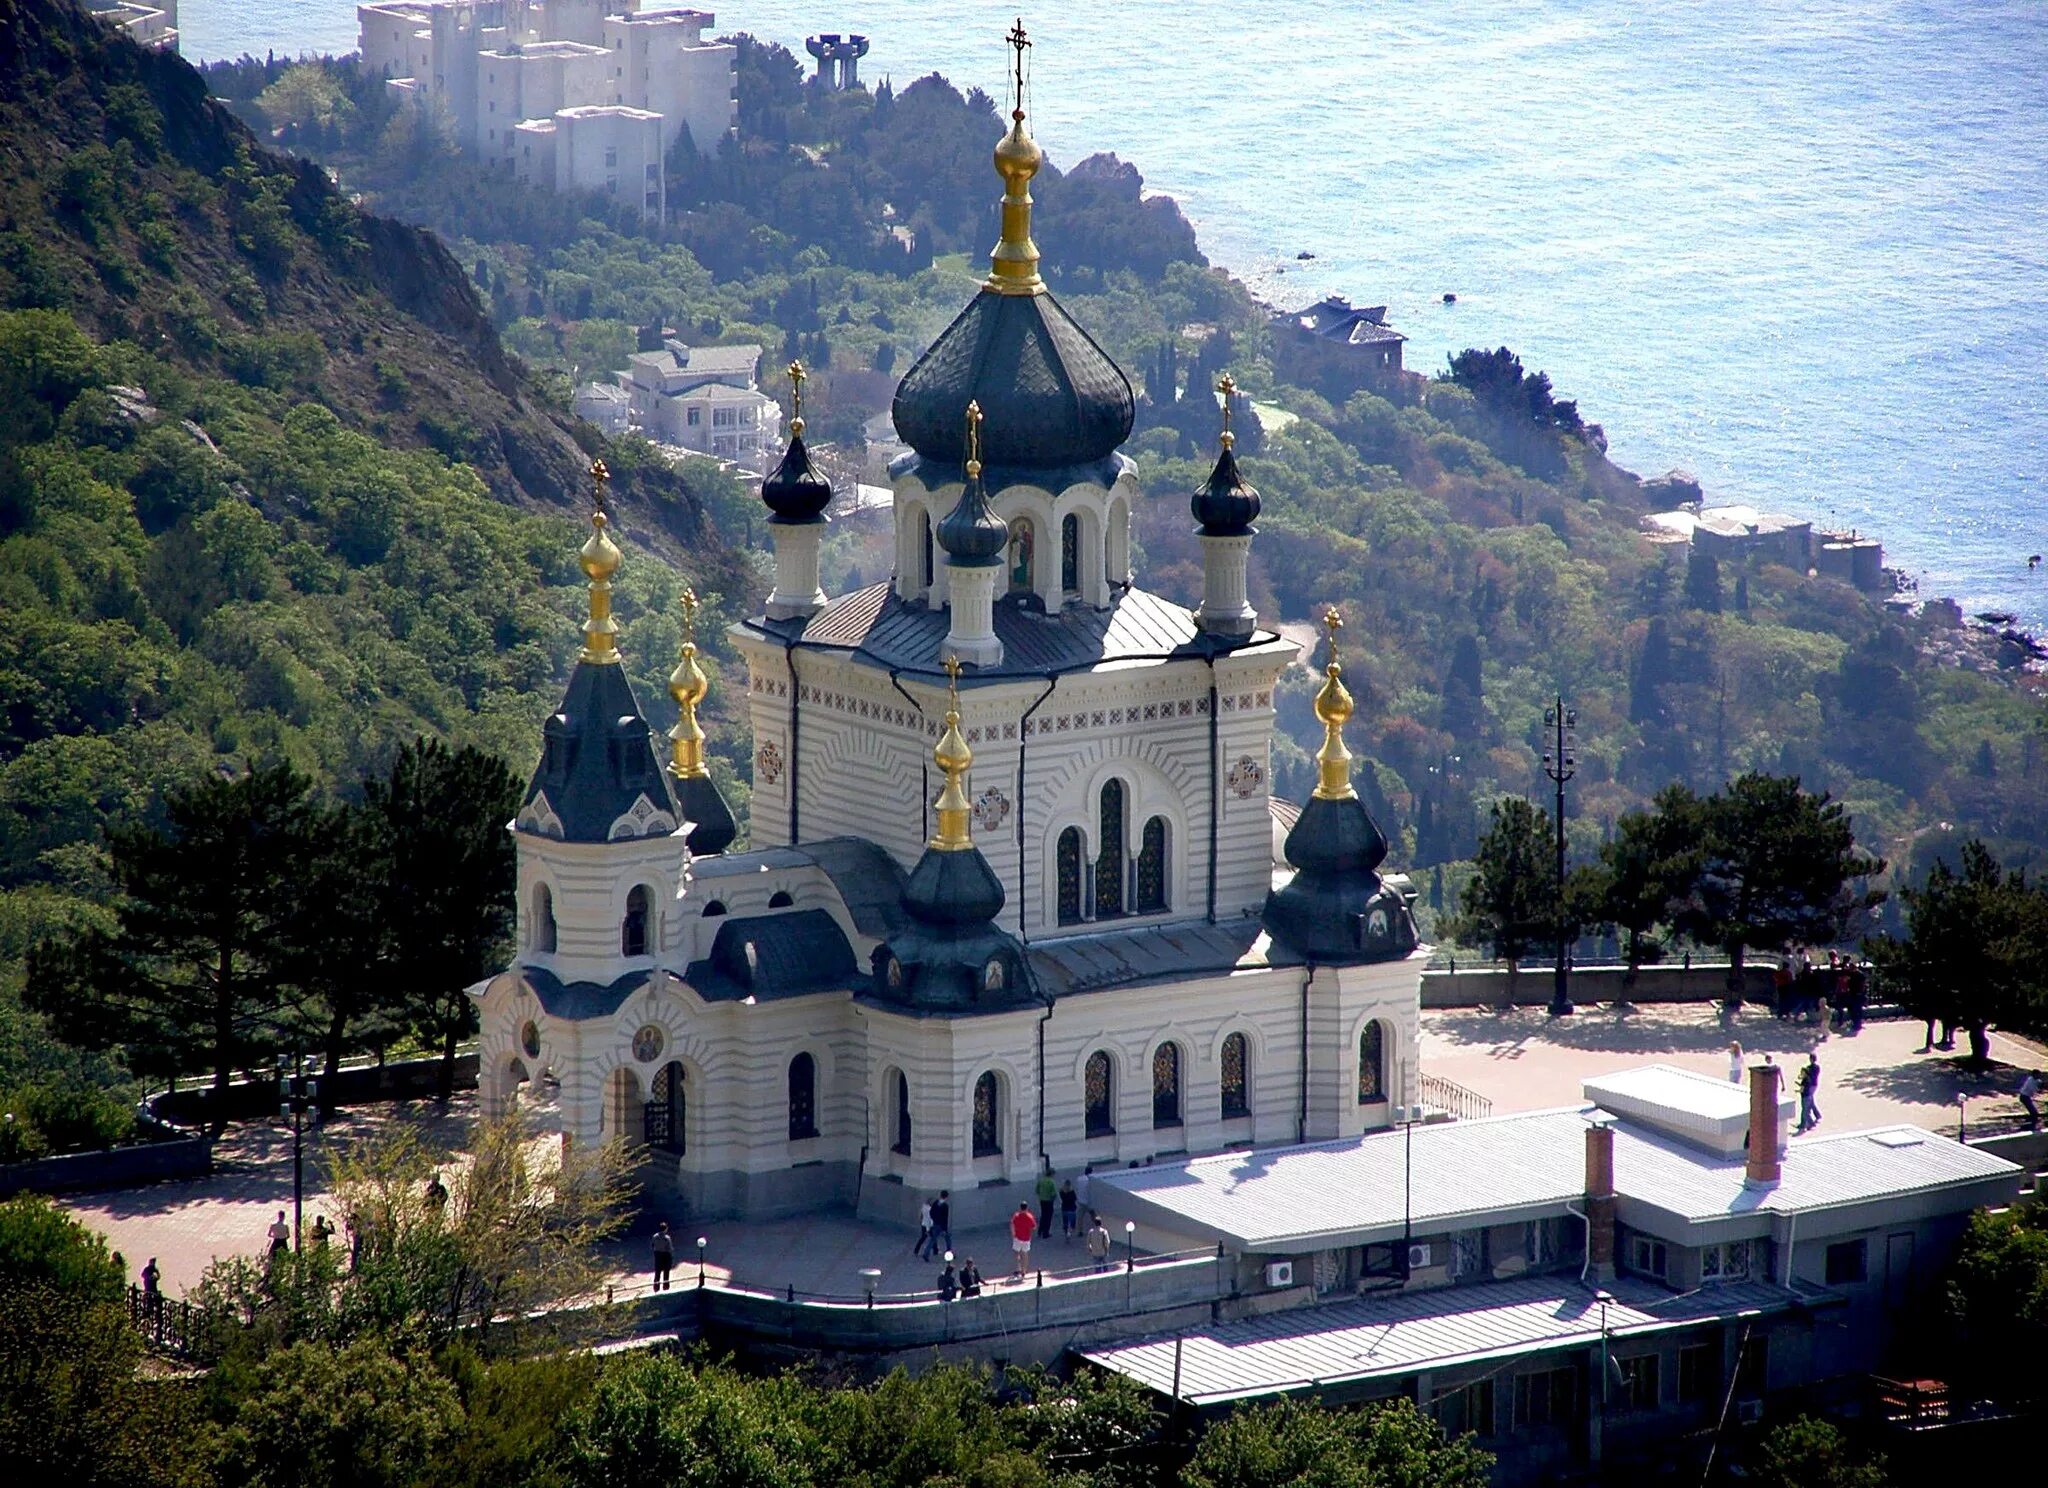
[1735,1399,1764,1426]
[1406,1243,1433,1270]
[1263,1261,1294,1289]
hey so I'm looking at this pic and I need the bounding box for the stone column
[1198,532,1256,637]
[767,518,827,620]
[944,560,1003,665]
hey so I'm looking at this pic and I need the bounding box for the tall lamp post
[1542,695,1577,1017]
[278,1056,317,1251]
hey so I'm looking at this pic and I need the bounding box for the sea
[180,1,2048,628]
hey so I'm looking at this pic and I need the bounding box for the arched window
[921,510,934,589]
[645,1061,685,1152]
[1152,1042,1182,1129]
[1084,1051,1115,1138]
[622,885,651,957]
[788,1052,817,1140]
[1094,780,1126,919]
[1007,518,1034,594]
[532,883,556,953]
[1221,1031,1250,1120]
[1056,827,1084,926]
[972,1070,1002,1157]
[1134,816,1168,914]
[702,899,727,918]
[892,1070,912,1155]
[768,890,794,908]
[1359,1022,1387,1104]
[1061,513,1079,592]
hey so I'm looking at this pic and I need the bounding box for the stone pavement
[1421,1003,2046,1138]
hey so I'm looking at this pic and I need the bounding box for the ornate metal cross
[1216,372,1238,446]
[1006,19,1030,117]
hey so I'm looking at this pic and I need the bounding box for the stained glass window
[1221,1032,1249,1120]
[1358,1022,1386,1104]
[1056,827,1083,925]
[622,884,650,957]
[1095,780,1125,919]
[972,1071,1001,1157]
[787,1052,817,1140]
[1152,1042,1182,1128]
[1134,816,1167,914]
[533,884,556,952]
[1084,1051,1114,1138]
[892,1071,912,1155]
[1061,514,1079,592]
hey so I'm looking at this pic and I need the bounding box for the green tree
[1670,774,1878,1011]
[1753,1415,1889,1488]
[0,1193,123,1297]
[217,1338,464,1488]
[1944,1207,2048,1395]
[558,1352,825,1488]
[26,766,313,1123]
[1449,797,1552,1008]
[1581,786,1701,996]
[1185,1396,1490,1488]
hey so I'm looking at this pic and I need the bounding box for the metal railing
[1419,1072,1493,1122]
[127,1285,200,1358]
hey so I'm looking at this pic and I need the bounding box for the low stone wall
[150,1053,479,1126]
[1421,963,1776,1009]
[0,1119,212,1197]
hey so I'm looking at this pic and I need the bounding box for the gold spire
[1216,372,1238,450]
[667,588,710,778]
[965,400,984,479]
[986,19,1045,296]
[786,359,807,437]
[1313,606,1356,801]
[578,459,623,664]
[929,653,975,851]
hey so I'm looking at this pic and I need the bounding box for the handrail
[691,1245,1225,1310]
[1419,1072,1492,1122]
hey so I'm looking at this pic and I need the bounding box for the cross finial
[1216,372,1238,448]
[964,400,983,474]
[1322,605,1343,664]
[679,586,698,645]
[943,652,962,712]
[589,458,611,517]
[786,360,806,435]
[1006,18,1030,119]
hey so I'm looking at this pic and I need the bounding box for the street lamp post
[1542,696,1578,1017]
[278,1056,317,1251]
[696,1235,708,1288]
[1595,1288,1614,1465]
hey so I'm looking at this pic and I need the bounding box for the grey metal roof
[683,909,858,1002]
[1026,920,1275,998]
[783,582,1284,680]
[1083,1274,1830,1403]
[801,836,909,937]
[520,660,676,843]
[520,968,649,1021]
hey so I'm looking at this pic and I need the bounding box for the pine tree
[1446,797,1552,1008]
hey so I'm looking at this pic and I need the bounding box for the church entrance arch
[645,1061,686,1153]
[603,1066,643,1146]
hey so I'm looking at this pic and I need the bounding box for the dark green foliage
[216,1338,464,1488]
[1448,797,1552,1003]
[0,1193,124,1297]
[1752,1414,1889,1488]
[1183,1396,1491,1488]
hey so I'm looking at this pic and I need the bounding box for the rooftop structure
[85,0,178,49]
[1269,295,1407,397]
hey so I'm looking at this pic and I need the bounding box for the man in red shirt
[1009,1201,1037,1280]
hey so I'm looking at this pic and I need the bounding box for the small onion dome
[901,844,1007,927]
[935,402,1007,567]
[1191,443,1261,536]
[760,430,833,523]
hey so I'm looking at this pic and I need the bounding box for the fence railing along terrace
[1419,1072,1492,1122]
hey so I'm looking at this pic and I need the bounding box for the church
[472,43,1427,1227]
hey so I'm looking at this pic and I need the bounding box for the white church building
[473,79,1427,1227]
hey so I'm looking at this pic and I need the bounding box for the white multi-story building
[357,0,734,209]
[473,91,1427,1230]
[619,342,779,460]
[86,0,178,50]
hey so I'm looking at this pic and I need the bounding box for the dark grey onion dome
[1261,795,1419,964]
[760,430,833,524]
[892,290,1135,468]
[936,461,1007,566]
[904,846,1005,926]
[1191,444,1262,536]
[869,844,1030,1012]
[673,773,736,855]
[520,662,677,842]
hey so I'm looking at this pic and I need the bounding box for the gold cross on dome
[786,360,806,424]
[1322,605,1344,662]
[1216,372,1238,446]
[1006,19,1030,117]
[588,457,611,514]
[679,586,698,644]
[943,652,963,708]
[964,400,983,470]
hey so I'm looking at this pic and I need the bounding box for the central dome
[892,289,1135,469]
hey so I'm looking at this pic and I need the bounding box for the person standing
[1727,1042,1744,1084]
[1059,1178,1079,1240]
[2021,1071,2041,1132]
[1035,1164,1058,1239]
[930,1191,952,1256]
[266,1209,291,1262]
[914,1198,935,1260]
[651,1221,675,1291]
[937,1259,960,1302]
[1797,1052,1822,1132]
[1009,1201,1037,1280]
[959,1258,983,1297]
[1085,1214,1112,1272]
[310,1214,334,1249]
[140,1257,161,1316]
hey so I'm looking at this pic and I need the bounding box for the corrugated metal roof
[1083,1274,1827,1403]
[1027,920,1274,998]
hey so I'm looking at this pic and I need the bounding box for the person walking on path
[2021,1071,2041,1132]
[1010,1202,1038,1280]
[1086,1215,1112,1272]
[937,1259,960,1302]
[930,1191,953,1256]
[1059,1178,1079,1240]
[1797,1052,1822,1132]
[266,1209,291,1262]
[914,1198,935,1260]
[1727,1042,1744,1084]
[1036,1164,1058,1239]
[651,1222,675,1291]
[959,1258,983,1297]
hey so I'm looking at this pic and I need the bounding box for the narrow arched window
[1084,1051,1115,1138]
[1359,1022,1386,1104]
[1221,1032,1250,1120]
[972,1071,1001,1157]
[788,1052,817,1140]
[533,883,556,953]
[622,884,651,957]
[1008,518,1034,594]
[920,510,934,589]
[1061,513,1079,592]
[1134,816,1168,914]
[1095,780,1126,919]
[892,1070,912,1155]
[1152,1042,1182,1129]
[1056,826,1084,926]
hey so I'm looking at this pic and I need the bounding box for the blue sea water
[180,1,2048,627]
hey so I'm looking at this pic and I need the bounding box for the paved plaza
[65,1005,2047,1302]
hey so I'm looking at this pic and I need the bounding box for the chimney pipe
[1584,1120,1615,1283]
[1745,1062,1782,1187]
